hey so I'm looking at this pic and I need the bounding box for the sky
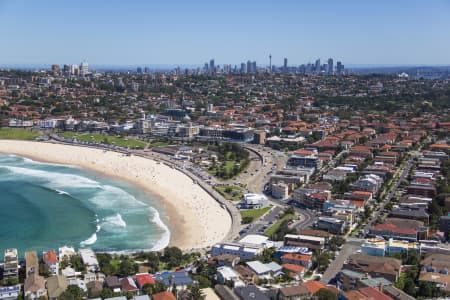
[0,0,449,67]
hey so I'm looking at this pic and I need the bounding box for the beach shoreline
[0,140,232,251]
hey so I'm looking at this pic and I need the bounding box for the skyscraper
[283,57,288,73]
[315,59,321,74]
[209,59,215,73]
[252,61,257,74]
[79,61,89,76]
[327,58,333,75]
[269,54,272,73]
[240,62,246,74]
[336,61,344,75]
[246,60,252,74]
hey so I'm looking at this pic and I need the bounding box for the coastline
[0,140,232,251]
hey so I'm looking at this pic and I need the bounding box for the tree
[418,281,432,298]
[403,278,416,297]
[100,288,113,299]
[188,285,205,300]
[60,285,84,300]
[316,288,338,300]
[119,259,137,276]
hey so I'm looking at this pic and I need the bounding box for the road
[363,155,414,233]
[240,206,284,238]
[320,238,364,284]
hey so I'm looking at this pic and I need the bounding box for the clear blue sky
[1,0,449,66]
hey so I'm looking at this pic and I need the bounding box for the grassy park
[240,206,272,224]
[59,132,148,149]
[0,128,40,140]
[214,184,244,201]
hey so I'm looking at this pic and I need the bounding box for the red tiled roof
[282,264,305,274]
[359,287,393,300]
[372,223,417,235]
[135,273,155,286]
[282,253,312,262]
[303,281,326,295]
[43,251,58,264]
[152,291,176,300]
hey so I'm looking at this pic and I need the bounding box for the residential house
[43,250,59,276]
[24,273,47,300]
[153,271,193,291]
[216,266,244,287]
[344,254,401,282]
[151,292,176,300]
[105,276,122,293]
[24,251,39,277]
[134,273,155,289]
[233,286,270,300]
[47,275,68,300]
[281,253,312,269]
[120,277,138,294]
[0,286,21,300]
[78,249,99,272]
[3,249,19,279]
[277,285,310,300]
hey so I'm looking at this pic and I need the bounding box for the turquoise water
[0,154,170,255]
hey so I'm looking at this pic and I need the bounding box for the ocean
[0,154,170,256]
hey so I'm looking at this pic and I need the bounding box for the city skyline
[0,0,450,66]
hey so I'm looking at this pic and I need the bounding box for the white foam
[0,166,101,189]
[149,207,170,251]
[100,213,127,232]
[21,156,76,167]
[80,233,97,246]
[55,189,70,196]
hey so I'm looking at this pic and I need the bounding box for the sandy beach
[0,140,232,251]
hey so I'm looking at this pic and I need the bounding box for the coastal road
[320,238,364,284]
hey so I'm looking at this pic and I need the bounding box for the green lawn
[264,214,295,237]
[0,128,40,140]
[60,132,147,149]
[215,185,244,201]
[240,206,272,223]
[149,141,169,148]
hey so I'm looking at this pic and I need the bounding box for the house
[233,286,270,300]
[233,265,256,283]
[79,248,99,272]
[134,273,155,289]
[153,271,193,290]
[0,286,21,300]
[151,291,176,300]
[282,264,305,280]
[277,285,310,299]
[24,273,47,300]
[43,250,59,276]
[120,277,138,293]
[58,246,76,260]
[281,253,312,269]
[211,243,264,260]
[359,286,393,300]
[212,254,240,267]
[344,254,401,282]
[47,275,68,300]
[68,279,87,293]
[284,234,325,250]
[382,285,416,300]
[24,251,39,277]
[133,296,150,300]
[216,266,244,287]
[105,276,122,293]
[240,193,269,209]
[369,222,418,241]
[214,284,240,300]
[3,249,19,279]
[246,261,283,279]
[86,281,103,297]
